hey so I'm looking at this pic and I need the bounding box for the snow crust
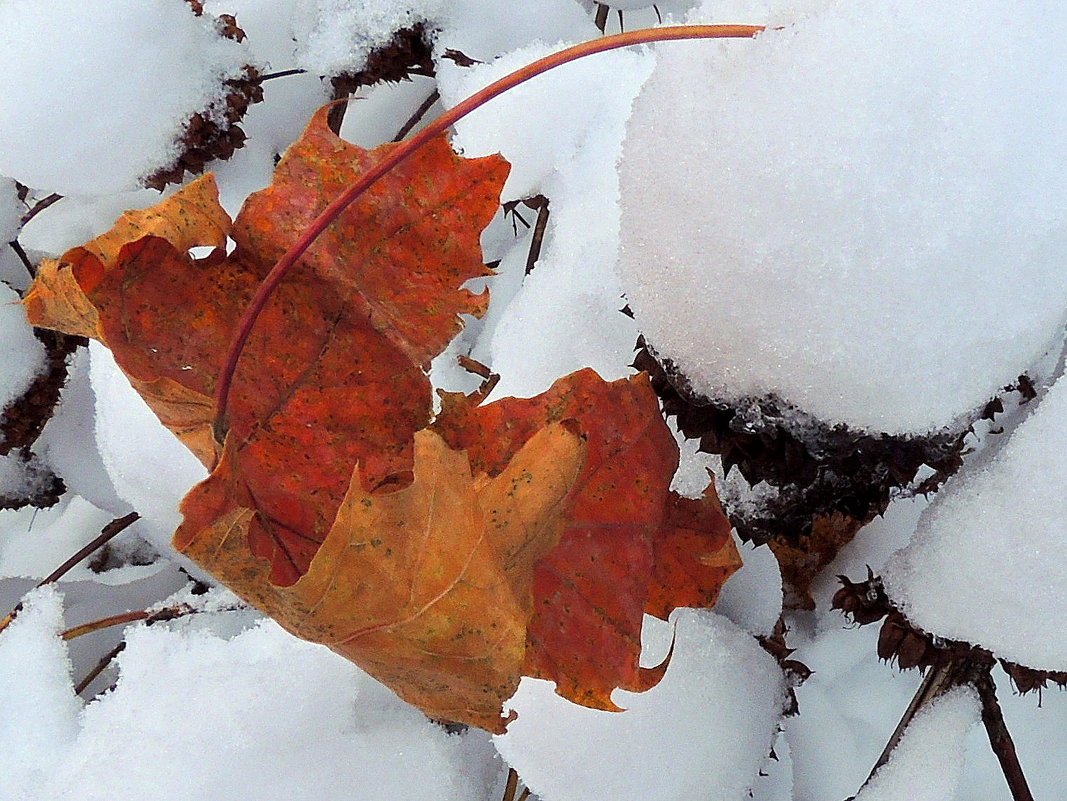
[854,686,980,801]
[884,374,1067,670]
[618,0,1067,434]
[0,282,46,414]
[495,610,785,801]
[0,0,250,195]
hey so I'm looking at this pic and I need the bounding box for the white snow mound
[0,282,46,413]
[495,609,785,801]
[618,0,1067,434]
[884,373,1067,671]
[854,686,979,801]
[0,0,250,195]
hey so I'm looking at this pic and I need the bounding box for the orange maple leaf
[28,108,508,586]
[25,104,740,731]
[177,424,584,732]
[436,369,740,709]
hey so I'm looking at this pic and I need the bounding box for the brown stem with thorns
[211,24,765,439]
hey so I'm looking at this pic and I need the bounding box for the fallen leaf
[647,482,741,620]
[28,108,509,586]
[176,424,584,733]
[436,369,740,710]
[24,176,230,466]
[24,104,740,731]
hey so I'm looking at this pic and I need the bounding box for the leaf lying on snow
[25,105,740,732]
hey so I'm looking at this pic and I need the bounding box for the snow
[88,341,208,559]
[0,587,80,800]
[36,348,131,517]
[292,0,444,76]
[853,686,980,801]
[434,0,597,62]
[0,178,20,243]
[0,282,45,415]
[4,1,1067,799]
[785,623,922,801]
[884,373,1067,671]
[713,535,783,637]
[618,0,1067,434]
[495,610,786,801]
[0,589,498,801]
[438,41,653,399]
[0,0,251,195]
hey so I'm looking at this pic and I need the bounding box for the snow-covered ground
[3,1,1067,799]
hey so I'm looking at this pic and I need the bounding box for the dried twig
[975,669,1035,801]
[19,192,63,227]
[7,239,34,279]
[392,89,440,142]
[501,768,520,801]
[257,68,307,82]
[594,3,609,32]
[0,512,140,634]
[44,512,141,586]
[74,641,126,695]
[522,196,550,275]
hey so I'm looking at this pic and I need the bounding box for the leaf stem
[211,24,764,438]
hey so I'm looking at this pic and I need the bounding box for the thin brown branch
[523,196,550,275]
[7,239,35,280]
[257,68,308,82]
[0,512,140,635]
[61,601,248,642]
[43,512,140,585]
[392,89,440,142]
[19,192,63,227]
[975,669,1035,801]
[74,641,125,695]
[594,3,609,32]
[501,768,520,801]
[62,609,152,641]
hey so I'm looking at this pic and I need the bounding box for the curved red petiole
[212,24,765,438]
